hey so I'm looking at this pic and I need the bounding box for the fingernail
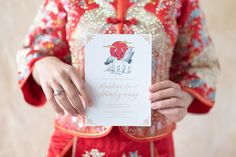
[151,104,156,110]
[72,112,78,117]
[148,94,153,100]
[87,101,93,107]
[148,87,152,92]
[81,110,85,115]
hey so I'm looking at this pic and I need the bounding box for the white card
[84,34,152,126]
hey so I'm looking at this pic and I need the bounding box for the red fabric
[48,127,174,157]
[188,98,212,114]
[16,0,219,156]
[17,0,219,113]
[47,128,74,157]
[168,0,219,115]
[21,74,46,107]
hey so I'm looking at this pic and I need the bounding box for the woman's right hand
[33,56,92,116]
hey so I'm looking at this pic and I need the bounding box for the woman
[17,0,220,156]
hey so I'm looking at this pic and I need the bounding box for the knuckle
[172,98,179,104]
[48,78,57,85]
[176,109,182,115]
[69,91,78,98]
[167,80,172,83]
[169,114,181,122]
[78,106,84,113]
[73,104,81,110]
[165,80,171,84]
[176,115,184,122]
[44,79,52,87]
[78,83,85,91]
[156,92,162,98]
[46,95,54,103]
[169,88,176,94]
[152,105,158,110]
[56,95,66,101]
[66,66,75,73]
[171,117,180,123]
[152,83,158,88]
[167,80,178,87]
[56,70,67,78]
[176,84,181,89]
[158,102,164,108]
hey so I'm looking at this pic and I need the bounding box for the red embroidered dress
[17,0,219,156]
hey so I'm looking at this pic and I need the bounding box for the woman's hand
[149,80,194,122]
[33,56,92,116]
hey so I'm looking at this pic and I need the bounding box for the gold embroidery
[88,0,94,4]
[149,0,156,5]
[70,0,175,140]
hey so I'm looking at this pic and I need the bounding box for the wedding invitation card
[84,34,152,126]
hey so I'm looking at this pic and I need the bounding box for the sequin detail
[17,0,220,141]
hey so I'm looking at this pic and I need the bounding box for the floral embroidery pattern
[122,150,142,157]
[82,149,105,157]
[17,0,219,142]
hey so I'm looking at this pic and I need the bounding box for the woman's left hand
[149,80,194,123]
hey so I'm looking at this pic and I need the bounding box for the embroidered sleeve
[170,0,220,113]
[17,0,70,106]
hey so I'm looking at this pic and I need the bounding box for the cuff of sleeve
[182,87,214,114]
[19,57,47,107]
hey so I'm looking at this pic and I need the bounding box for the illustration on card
[104,41,135,74]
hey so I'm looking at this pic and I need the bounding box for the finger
[158,108,187,122]
[151,98,183,110]
[149,87,182,102]
[149,80,181,93]
[158,107,185,115]
[59,76,85,115]
[51,80,78,116]
[69,68,93,106]
[41,83,64,115]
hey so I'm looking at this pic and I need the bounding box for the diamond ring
[53,89,64,96]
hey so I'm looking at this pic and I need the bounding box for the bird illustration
[104,56,116,65]
[104,47,134,65]
[121,47,134,64]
